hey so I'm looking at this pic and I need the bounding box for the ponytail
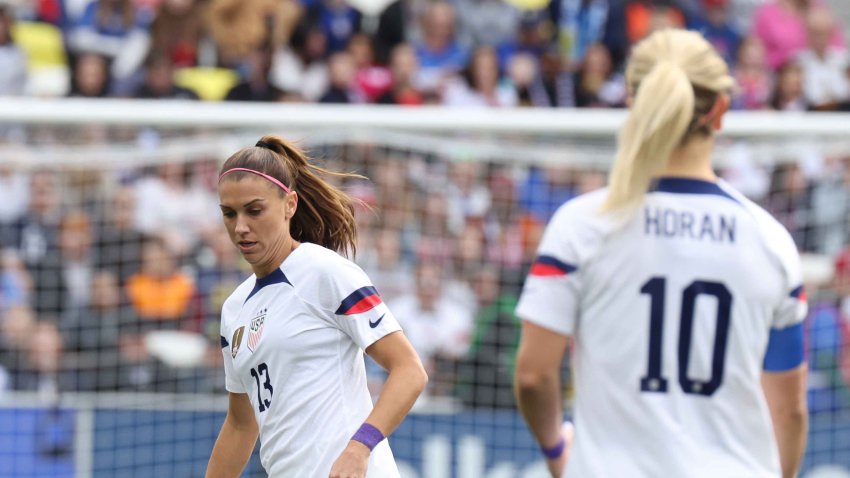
[601,29,735,214]
[602,62,694,213]
[220,135,363,257]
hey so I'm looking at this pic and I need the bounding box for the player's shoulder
[546,188,614,239]
[547,188,610,231]
[288,242,365,280]
[285,242,372,310]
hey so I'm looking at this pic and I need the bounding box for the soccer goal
[0,98,848,478]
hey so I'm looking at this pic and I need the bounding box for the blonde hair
[220,135,363,257]
[602,29,735,213]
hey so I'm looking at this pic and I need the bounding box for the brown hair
[602,29,735,213]
[219,135,362,257]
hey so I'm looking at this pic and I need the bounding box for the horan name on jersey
[644,206,736,243]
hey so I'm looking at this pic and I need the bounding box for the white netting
[0,100,848,478]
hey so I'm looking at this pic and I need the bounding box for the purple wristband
[351,423,385,451]
[541,436,566,460]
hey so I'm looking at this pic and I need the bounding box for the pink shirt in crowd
[753,1,846,70]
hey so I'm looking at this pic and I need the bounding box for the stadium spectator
[67,52,111,98]
[133,162,219,256]
[59,270,133,390]
[191,229,246,336]
[0,249,28,316]
[270,25,329,102]
[766,161,812,248]
[309,0,361,54]
[733,36,771,109]
[519,165,577,222]
[389,261,473,396]
[133,52,199,100]
[752,0,846,71]
[319,51,362,103]
[573,42,626,108]
[0,3,27,96]
[56,210,96,310]
[348,33,392,103]
[0,305,66,392]
[457,264,520,408]
[453,0,521,48]
[689,0,741,65]
[808,156,850,255]
[413,2,470,93]
[207,0,300,67]
[225,45,282,102]
[363,228,413,303]
[798,9,850,110]
[378,43,424,105]
[551,0,612,68]
[149,0,207,68]
[806,247,850,413]
[0,166,28,230]
[770,60,807,111]
[443,45,517,107]
[95,186,147,284]
[68,0,155,91]
[125,237,194,325]
[617,0,686,46]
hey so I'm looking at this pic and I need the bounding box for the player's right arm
[205,392,259,478]
[762,365,807,478]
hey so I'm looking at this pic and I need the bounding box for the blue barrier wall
[1,407,849,477]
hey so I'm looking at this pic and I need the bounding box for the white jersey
[517,178,807,478]
[219,243,402,477]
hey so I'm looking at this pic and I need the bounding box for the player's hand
[329,440,370,478]
[546,421,575,478]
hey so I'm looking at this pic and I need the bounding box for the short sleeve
[764,229,807,372]
[220,303,247,393]
[329,261,402,351]
[221,324,248,393]
[516,203,584,336]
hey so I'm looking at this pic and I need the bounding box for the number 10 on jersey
[640,277,732,397]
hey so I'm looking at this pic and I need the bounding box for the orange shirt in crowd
[126,273,195,320]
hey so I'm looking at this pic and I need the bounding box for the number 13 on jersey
[639,277,732,397]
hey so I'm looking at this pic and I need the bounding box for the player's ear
[284,191,298,221]
[712,93,731,132]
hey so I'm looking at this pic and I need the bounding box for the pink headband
[218,168,292,193]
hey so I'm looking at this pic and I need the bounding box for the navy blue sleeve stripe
[535,255,578,273]
[763,323,805,372]
[790,285,804,299]
[220,335,229,348]
[335,286,379,315]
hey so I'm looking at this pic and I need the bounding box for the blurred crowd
[0,135,849,411]
[0,0,848,110]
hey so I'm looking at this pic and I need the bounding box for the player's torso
[569,185,782,477]
[226,281,372,476]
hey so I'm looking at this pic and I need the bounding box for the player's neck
[658,136,716,182]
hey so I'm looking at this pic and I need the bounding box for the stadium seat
[174,67,239,101]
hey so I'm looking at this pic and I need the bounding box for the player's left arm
[329,331,426,478]
[762,364,807,478]
[514,321,571,478]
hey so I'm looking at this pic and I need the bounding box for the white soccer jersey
[517,178,807,478]
[219,243,402,477]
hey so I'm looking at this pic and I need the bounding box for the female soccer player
[514,29,808,478]
[206,136,427,478]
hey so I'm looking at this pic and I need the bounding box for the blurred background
[1,0,850,477]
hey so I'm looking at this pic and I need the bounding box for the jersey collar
[245,267,291,303]
[650,177,740,204]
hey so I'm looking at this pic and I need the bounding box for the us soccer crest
[231,326,245,358]
[247,308,267,352]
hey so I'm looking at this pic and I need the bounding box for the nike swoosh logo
[369,314,385,329]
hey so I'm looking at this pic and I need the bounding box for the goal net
[0,98,848,478]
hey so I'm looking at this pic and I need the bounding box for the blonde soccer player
[206,136,427,478]
[514,29,808,478]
